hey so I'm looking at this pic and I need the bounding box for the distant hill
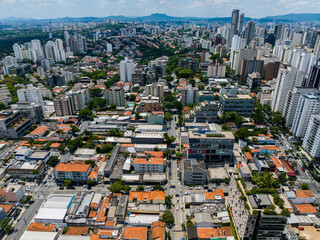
[262,13,320,22]
[1,13,320,23]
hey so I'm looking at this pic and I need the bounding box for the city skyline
[1,0,320,19]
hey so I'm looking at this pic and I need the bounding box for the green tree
[278,173,287,184]
[0,102,6,110]
[64,179,72,186]
[165,195,172,209]
[281,208,290,217]
[67,137,83,153]
[129,94,136,101]
[301,183,310,190]
[32,169,39,175]
[90,88,103,98]
[100,144,114,153]
[152,184,164,191]
[5,223,12,233]
[136,185,145,191]
[70,125,80,135]
[162,211,174,225]
[79,107,93,120]
[87,180,96,186]
[164,112,173,121]
[47,156,59,167]
[85,160,96,168]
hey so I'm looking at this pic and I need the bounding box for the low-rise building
[188,130,234,166]
[54,163,91,183]
[128,191,165,204]
[228,177,287,240]
[134,158,164,173]
[195,101,218,123]
[122,226,147,240]
[4,184,24,202]
[0,110,32,139]
[183,159,207,185]
[220,92,254,117]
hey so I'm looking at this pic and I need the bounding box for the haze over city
[1,0,320,19]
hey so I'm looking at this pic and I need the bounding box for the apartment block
[134,158,164,173]
[54,163,92,183]
[53,95,75,116]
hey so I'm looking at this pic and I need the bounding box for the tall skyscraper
[239,13,245,34]
[120,57,134,82]
[244,21,255,45]
[228,9,240,44]
[275,24,285,41]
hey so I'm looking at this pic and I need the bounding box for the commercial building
[195,90,215,104]
[134,158,164,173]
[0,110,32,139]
[105,86,125,107]
[53,95,75,116]
[182,159,207,185]
[220,92,254,117]
[6,160,45,179]
[188,130,234,166]
[302,114,320,158]
[54,163,91,183]
[247,72,262,91]
[195,101,218,123]
[228,177,287,240]
[4,184,24,202]
[11,101,44,123]
[240,59,263,83]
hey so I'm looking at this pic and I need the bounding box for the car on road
[298,227,304,230]
[59,187,64,190]
[176,206,179,211]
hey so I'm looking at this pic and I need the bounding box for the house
[122,226,147,240]
[128,191,165,204]
[203,189,225,204]
[151,221,165,240]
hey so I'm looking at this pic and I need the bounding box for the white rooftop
[35,208,67,221]
[20,231,58,240]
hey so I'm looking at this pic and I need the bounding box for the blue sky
[0,0,319,19]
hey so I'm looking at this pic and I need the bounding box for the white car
[176,206,179,211]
